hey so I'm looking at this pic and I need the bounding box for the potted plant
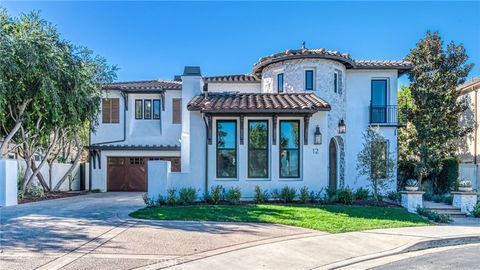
[458,179,473,192]
[405,179,419,191]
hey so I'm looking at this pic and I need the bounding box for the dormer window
[277,73,284,93]
[305,70,314,90]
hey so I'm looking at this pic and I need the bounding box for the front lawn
[130,204,429,233]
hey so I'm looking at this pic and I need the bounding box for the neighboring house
[89,47,412,198]
[457,76,480,191]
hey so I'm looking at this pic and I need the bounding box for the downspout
[474,89,478,164]
[88,121,92,191]
[203,114,209,195]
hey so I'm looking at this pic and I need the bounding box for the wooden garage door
[107,157,147,192]
[107,157,181,192]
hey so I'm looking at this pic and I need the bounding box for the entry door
[371,79,388,123]
[329,139,337,191]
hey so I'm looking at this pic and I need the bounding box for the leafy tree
[357,126,395,202]
[0,9,116,192]
[405,31,473,187]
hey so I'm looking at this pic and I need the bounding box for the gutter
[202,114,209,195]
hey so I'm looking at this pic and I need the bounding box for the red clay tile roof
[104,80,182,91]
[354,60,413,69]
[204,74,260,83]
[252,48,413,75]
[187,92,330,113]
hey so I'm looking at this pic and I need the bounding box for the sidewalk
[162,225,480,270]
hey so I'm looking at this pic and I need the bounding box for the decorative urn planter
[459,187,473,192]
[405,186,419,191]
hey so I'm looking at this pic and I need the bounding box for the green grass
[130,204,429,233]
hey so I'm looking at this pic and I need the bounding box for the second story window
[334,69,343,94]
[305,70,314,90]
[172,98,182,124]
[102,98,119,124]
[135,100,143,119]
[277,73,284,93]
[144,100,152,119]
[153,99,160,119]
[371,79,388,123]
[334,73,338,93]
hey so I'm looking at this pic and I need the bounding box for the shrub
[27,185,45,197]
[253,186,269,203]
[202,191,212,203]
[210,185,224,204]
[225,187,241,204]
[156,195,165,205]
[166,188,177,205]
[437,158,459,193]
[416,207,452,223]
[336,188,354,205]
[309,189,323,203]
[270,189,280,201]
[279,186,296,203]
[142,193,165,207]
[142,193,153,206]
[387,191,401,203]
[423,192,434,201]
[299,186,309,203]
[178,187,197,205]
[473,202,480,218]
[354,187,370,200]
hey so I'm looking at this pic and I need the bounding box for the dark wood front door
[107,157,147,192]
[329,139,337,191]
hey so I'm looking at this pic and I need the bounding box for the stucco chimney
[180,66,204,173]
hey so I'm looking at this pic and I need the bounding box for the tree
[0,9,116,192]
[405,31,473,187]
[357,126,395,202]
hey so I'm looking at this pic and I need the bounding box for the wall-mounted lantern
[338,119,346,134]
[314,125,322,145]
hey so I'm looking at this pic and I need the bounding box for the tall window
[305,70,314,90]
[248,120,268,178]
[172,98,182,124]
[371,79,388,123]
[334,72,338,93]
[279,120,300,178]
[153,99,161,119]
[102,98,119,123]
[371,140,388,179]
[277,73,284,93]
[135,100,143,119]
[217,120,237,178]
[144,100,152,119]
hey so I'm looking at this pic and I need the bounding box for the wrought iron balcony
[369,105,406,126]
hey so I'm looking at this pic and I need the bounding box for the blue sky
[2,1,479,87]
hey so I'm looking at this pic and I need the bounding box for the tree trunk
[54,134,81,191]
[30,160,50,191]
[25,131,58,190]
[0,101,29,159]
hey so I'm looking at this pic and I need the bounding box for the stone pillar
[400,191,424,213]
[452,192,479,215]
[0,159,18,207]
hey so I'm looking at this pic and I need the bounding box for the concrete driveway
[0,192,315,270]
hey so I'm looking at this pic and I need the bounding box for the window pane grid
[216,120,237,178]
[153,99,160,119]
[279,120,300,178]
[144,100,152,119]
[248,120,268,178]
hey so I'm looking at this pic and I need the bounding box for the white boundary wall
[459,163,479,191]
[0,159,18,207]
[16,160,81,192]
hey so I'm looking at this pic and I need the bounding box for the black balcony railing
[369,105,406,125]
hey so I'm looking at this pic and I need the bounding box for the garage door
[107,157,147,192]
[107,157,181,192]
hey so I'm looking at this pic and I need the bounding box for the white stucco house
[89,47,412,199]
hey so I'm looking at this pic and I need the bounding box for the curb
[315,235,480,270]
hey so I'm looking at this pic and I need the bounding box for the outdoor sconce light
[314,125,322,145]
[338,119,346,134]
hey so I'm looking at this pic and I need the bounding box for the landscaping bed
[130,204,429,233]
[19,191,88,204]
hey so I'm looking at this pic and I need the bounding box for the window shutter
[111,98,119,123]
[172,99,182,124]
[102,99,110,123]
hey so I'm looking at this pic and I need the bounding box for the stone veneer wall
[262,58,347,187]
